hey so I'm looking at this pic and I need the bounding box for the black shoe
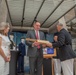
[17,72,21,74]
[21,71,24,73]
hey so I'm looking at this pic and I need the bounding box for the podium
[9,50,20,75]
[42,49,56,75]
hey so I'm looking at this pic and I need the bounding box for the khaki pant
[54,59,61,75]
[61,59,74,75]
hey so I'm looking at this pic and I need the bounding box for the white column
[0,0,7,23]
[75,0,76,4]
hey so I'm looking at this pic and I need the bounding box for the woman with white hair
[0,22,11,75]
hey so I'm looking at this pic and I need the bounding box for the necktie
[36,31,40,49]
[36,31,39,39]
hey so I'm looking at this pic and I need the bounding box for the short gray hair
[0,22,10,30]
[57,23,63,27]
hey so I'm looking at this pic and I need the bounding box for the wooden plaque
[26,38,49,44]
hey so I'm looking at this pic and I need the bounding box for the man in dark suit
[17,38,26,73]
[26,21,45,75]
[46,23,76,75]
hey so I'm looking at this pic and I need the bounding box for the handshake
[26,38,53,47]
